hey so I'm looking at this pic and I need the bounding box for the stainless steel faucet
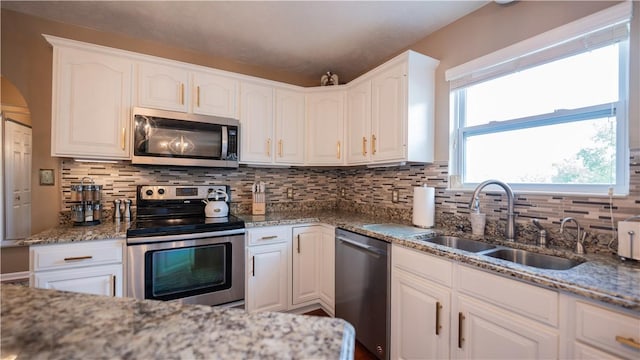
[560,217,585,254]
[469,180,516,242]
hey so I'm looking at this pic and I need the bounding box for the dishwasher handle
[337,236,387,256]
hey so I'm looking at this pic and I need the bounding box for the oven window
[145,243,232,301]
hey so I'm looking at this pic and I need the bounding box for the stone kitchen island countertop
[0,285,355,360]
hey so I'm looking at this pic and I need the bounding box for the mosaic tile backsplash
[60,149,639,252]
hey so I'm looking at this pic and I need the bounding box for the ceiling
[2,1,489,84]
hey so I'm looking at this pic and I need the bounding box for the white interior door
[4,120,32,240]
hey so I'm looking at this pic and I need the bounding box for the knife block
[252,193,265,215]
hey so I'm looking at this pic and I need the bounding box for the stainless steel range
[126,185,245,307]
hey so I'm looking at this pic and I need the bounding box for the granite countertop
[18,220,128,245]
[20,210,640,311]
[240,211,640,311]
[1,285,355,360]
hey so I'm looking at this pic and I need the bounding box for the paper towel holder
[412,185,435,228]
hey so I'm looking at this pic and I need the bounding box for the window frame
[448,27,630,196]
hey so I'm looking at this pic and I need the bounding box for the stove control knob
[145,189,153,196]
[158,188,165,195]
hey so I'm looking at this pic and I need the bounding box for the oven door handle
[127,228,245,245]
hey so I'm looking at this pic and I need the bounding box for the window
[446,2,631,195]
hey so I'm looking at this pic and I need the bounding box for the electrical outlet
[287,188,294,199]
[340,188,345,197]
[392,189,399,203]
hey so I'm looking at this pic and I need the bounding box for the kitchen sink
[483,248,584,270]
[420,236,497,253]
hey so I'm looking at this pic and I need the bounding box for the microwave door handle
[221,126,228,160]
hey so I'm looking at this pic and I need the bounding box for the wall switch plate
[392,190,399,203]
[287,188,294,199]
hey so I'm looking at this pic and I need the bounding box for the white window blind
[445,1,632,90]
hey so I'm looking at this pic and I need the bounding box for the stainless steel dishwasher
[335,228,390,360]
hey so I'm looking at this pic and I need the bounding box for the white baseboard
[0,271,29,282]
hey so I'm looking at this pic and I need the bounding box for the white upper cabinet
[305,89,345,165]
[138,62,190,113]
[46,37,438,167]
[346,80,372,164]
[371,60,407,162]
[239,84,304,165]
[239,81,274,164]
[191,71,239,118]
[347,50,439,165]
[138,62,239,118]
[48,36,133,160]
[274,88,305,164]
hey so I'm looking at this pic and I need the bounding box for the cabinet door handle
[196,86,200,107]
[616,336,640,349]
[435,301,443,335]
[63,255,93,262]
[121,127,126,150]
[278,140,283,157]
[458,312,465,348]
[111,275,116,297]
[371,134,377,155]
[251,256,255,277]
[266,138,271,157]
[260,235,278,240]
[180,83,185,105]
[362,136,367,156]
[297,234,301,254]
[336,141,341,159]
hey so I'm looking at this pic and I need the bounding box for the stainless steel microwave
[131,107,239,168]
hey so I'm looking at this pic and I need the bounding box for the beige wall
[0,246,29,274]
[2,76,29,108]
[407,0,639,160]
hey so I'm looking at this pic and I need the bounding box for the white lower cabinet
[454,294,558,359]
[391,244,559,359]
[561,294,640,360]
[318,226,335,314]
[392,244,452,360]
[292,226,322,305]
[292,224,335,314]
[245,224,335,315]
[30,239,124,297]
[33,264,122,297]
[392,266,451,359]
[246,242,289,313]
[245,226,291,313]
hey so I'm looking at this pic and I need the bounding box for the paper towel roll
[413,185,435,228]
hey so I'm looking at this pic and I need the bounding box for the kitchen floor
[304,309,378,360]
